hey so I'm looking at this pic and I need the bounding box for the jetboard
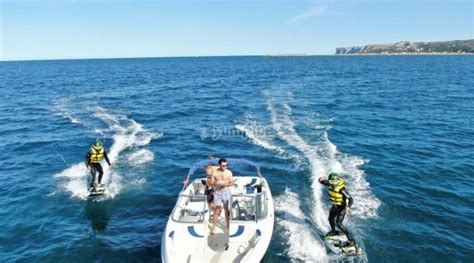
[324,232,364,257]
[88,184,106,197]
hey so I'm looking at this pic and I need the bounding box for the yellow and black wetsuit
[85,148,111,187]
[320,179,354,241]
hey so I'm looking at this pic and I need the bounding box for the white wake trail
[127,149,155,167]
[269,99,381,220]
[275,189,327,262]
[54,107,161,200]
[236,89,381,261]
[52,99,81,124]
[235,115,286,155]
[263,97,380,262]
[322,131,380,219]
[51,99,107,135]
[268,100,330,230]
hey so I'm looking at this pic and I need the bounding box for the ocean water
[0,56,473,262]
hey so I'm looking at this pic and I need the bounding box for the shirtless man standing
[210,158,234,235]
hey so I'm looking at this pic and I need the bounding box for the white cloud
[288,0,331,24]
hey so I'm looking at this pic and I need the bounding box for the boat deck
[162,169,273,262]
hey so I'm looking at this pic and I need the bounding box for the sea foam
[54,106,160,200]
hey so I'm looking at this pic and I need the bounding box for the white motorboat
[161,159,274,263]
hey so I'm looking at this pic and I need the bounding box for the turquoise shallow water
[0,56,473,262]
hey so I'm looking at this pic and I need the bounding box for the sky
[0,0,473,60]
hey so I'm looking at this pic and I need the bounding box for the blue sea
[0,56,473,262]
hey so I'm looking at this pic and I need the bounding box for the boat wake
[235,114,286,155]
[53,105,161,200]
[236,91,380,261]
[275,189,327,262]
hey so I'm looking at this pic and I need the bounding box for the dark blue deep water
[0,56,473,262]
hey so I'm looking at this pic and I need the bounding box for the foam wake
[127,149,155,167]
[52,99,81,124]
[268,100,380,224]
[54,106,161,200]
[275,189,327,262]
[51,98,106,135]
[267,100,330,230]
[242,93,380,261]
[235,114,286,155]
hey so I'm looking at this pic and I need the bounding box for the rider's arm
[103,151,111,166]
[85,153,91,166]
[318,177,329,186]
[341,187,353,208]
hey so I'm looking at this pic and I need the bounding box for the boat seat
[238,207,255,221]
[180,215,202,222]
[245,178,262,194]
[190,195,206,202]
[231,201,256,221]
[180,209,204,222]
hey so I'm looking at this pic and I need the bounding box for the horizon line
[0,53,336,62]
[2,52,473,62]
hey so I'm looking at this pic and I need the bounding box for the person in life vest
[319,172,354,244]
[85,139,111,189]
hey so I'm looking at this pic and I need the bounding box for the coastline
[1,53,473,62]
[333,52,474,56]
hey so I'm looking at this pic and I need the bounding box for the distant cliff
[335,39,474,55]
